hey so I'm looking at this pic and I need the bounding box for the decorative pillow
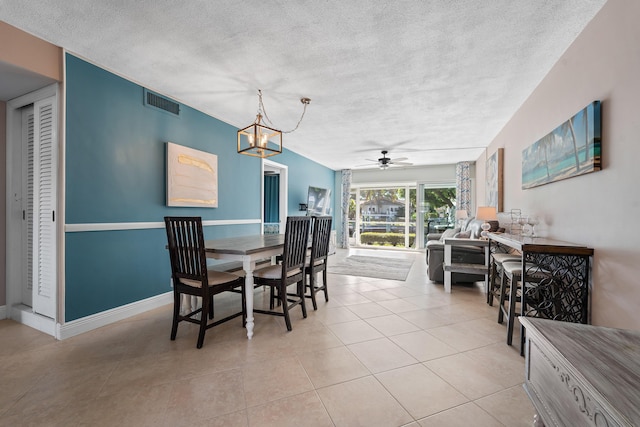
[439,228,460,242]
[453,231,471,239]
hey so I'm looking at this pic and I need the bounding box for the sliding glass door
[349,183,456,249]
[349,185,416,249]
[417,183,457,248]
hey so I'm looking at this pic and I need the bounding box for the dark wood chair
[253,216,311,331]
[305,216,332,310]
[164,216,246,348]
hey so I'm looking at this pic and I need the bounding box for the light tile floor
[0,248,535,426]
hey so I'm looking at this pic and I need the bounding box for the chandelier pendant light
[237,90,310,158]
[237,113,283,158]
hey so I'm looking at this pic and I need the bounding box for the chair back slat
[282,216,312,275]
[310,216,332,264]
[165,216,208,283]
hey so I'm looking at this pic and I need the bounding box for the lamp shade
[476,206,497,221]
[455,210,468,220]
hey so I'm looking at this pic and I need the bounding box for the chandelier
[237,90,310,158]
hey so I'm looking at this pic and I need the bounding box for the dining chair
[164,216,246,348]
[253,216,311,331]
[305,215,333,310]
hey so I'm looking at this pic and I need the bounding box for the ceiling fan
[359,150,413,169]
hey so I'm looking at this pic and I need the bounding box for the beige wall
[0,101,5,306]
[476,0,640,329]
[0,21,62,81]
[352,164,461,185]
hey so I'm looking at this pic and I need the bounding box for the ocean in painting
[522,101,601,189]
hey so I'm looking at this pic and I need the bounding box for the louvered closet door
[21,107,35,307]
[31,95,58,319]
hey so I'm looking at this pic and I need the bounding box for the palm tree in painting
[536,133,554,179]
[565,117,581,172]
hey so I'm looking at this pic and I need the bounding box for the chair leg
[506,275,518,346]
[488,261,497,306]
[241,284,247,328]
[280,284,292,331]
[270,286,282,309]
[209,295,214,319]
[322,269,329,302]
[171,290,180,340]
[299,280,307,319]
[497,272,507,324]
[197,296,209,349]
[309,271,318,311]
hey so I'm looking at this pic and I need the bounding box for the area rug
[328,255,414,281]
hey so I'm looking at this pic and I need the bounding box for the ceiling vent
[143,89,180,117]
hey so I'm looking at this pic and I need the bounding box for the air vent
[143,89,180,116]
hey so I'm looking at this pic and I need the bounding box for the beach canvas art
[522,101,601,189]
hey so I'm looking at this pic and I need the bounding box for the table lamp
[455,210,468,228]
[476,206,497,239]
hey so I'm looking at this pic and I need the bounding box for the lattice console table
[487,232,594,355]
[521,317,640,426]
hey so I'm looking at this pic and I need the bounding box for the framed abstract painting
[166,142,218,207]
[486,148,504,212]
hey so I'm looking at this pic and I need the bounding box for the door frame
[5,83,60,336]
[261,159,288,234]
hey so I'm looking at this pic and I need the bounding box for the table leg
[243,258,255,339]
[444,243,452,293]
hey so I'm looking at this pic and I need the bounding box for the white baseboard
[0,305,7,319]
[57,291,173,340]
[11,304,56,336]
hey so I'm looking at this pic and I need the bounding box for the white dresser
[520,317,640,426]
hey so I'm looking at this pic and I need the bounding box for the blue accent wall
[64,54,337,321]
[276,149,336,218]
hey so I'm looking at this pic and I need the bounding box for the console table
[487,233,594,354]
[521,317,640,426]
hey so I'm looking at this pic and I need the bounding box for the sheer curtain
[456,162,471,217]
[339,169,352,248]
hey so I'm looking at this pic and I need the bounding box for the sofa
[425,217,501,283]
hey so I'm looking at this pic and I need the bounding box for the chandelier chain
[257,89,309,134]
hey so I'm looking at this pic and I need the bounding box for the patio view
[348,185,457,249]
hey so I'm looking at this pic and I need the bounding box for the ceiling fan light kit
[358,150,413,170]
[237,90,310,158]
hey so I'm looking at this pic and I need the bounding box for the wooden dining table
[204,234,285,339]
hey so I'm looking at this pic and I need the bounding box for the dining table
[204,233,285,339]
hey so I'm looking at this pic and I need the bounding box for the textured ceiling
[0,0,606,170]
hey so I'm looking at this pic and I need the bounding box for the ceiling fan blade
[391,161,413,166]
[390,157,408,162]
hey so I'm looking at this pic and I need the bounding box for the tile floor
[0,248,535,426]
